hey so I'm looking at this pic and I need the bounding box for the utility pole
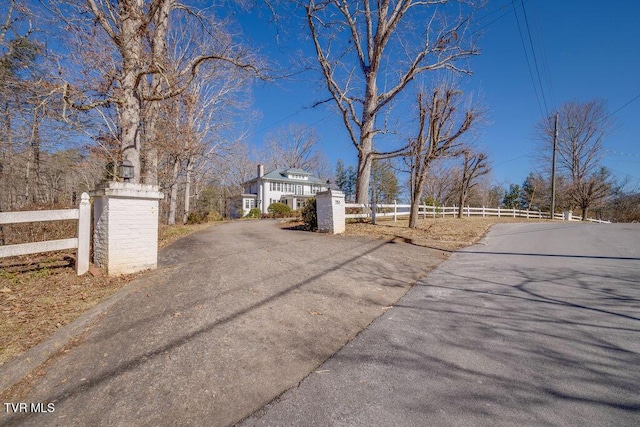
[550,112,558,220]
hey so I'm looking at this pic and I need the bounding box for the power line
[606,92,640,120]
[511,0,545,119]
[473,0,531,34]
[604,149,640,158]
[520,0,549,117]
[530,4,555,109]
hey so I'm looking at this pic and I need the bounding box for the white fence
[345,202,610,224]
[0,193,91,275]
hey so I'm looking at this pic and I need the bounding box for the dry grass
[345,216,549,251]
[0,257,133,366]
[0,221,224,367]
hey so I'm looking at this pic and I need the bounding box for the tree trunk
[118,4,145,183]
[2,100,15,209]
[167,157,180,225]
[141,99,159,185]
[409,173,426,229]
[355,74,378,204]
[457,192,466,219]
[182,158,193,224]
[142,0,172,186]
[31,111,41,203]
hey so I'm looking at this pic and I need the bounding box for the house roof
[246,168,326,185]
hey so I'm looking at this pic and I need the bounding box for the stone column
[91,182,164,276]
[316,190,345,234]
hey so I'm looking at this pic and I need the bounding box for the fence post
[371,201,377,225]
[467,205,470,218]
[512,208,516,218]
[393,199,397,222]
[482,206,485,217]
[91,182,164,276]
[316,190,345,234]
[76,192,90,276]
[497,206,501,217]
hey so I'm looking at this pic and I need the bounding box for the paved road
[242,222,640,426]
[1,220,442,426]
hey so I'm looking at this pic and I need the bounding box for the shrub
[301,198,317,230]
[267,202,292,216]
[186,211,207,224]
[206,210,223,222]
[245,208,261,218]
[185,210,223,224]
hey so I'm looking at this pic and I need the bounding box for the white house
[234,165,327,217]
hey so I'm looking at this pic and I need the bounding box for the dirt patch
[344,217,549,251]
[0,221,223,367]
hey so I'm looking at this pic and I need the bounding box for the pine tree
[502,184,522,209]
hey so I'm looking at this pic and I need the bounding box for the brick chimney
[257,164,264,178]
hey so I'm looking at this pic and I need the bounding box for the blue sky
[239,0,640,191]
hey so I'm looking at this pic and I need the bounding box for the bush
[245,208,261,218]
[186,211,207,224]
[267,202,292,216]
[185,210,223,224]
[206,210,223,222]
[301,198,317,230]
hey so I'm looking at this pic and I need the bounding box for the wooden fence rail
[0,193,91,275]
[345,202,610,224]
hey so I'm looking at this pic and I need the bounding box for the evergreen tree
[370,159,399,204]
[502,184,522,209]
[344,165,356,202]
[335,159,356,202]
[335,159,347,191]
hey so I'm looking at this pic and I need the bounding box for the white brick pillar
[91,182,164,276]
[316,190,345,234]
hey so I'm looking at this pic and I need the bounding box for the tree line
[1,0,636,228]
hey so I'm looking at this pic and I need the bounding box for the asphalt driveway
[241,222,640,426]
[1,220,443,426]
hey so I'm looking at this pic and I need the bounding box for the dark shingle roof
[257,168,325,185]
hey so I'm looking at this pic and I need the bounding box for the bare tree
[456,149,489,218]
[262,124,321,171]
[571,166,613,220]
[60,0,262,184]
[537,100,614,220]
[420,158,459,206]
[305,0,481,203]
[406,84,477,228]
